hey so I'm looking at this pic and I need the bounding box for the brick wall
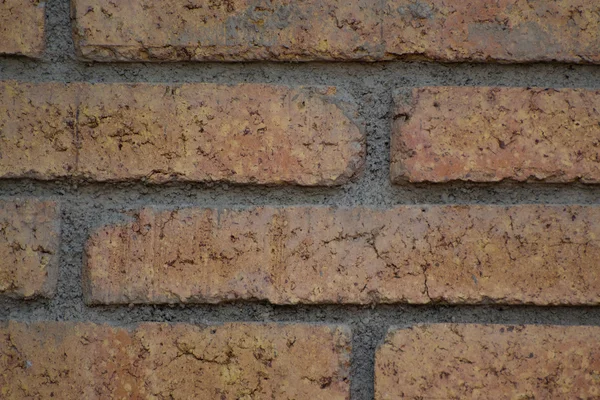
[1,0,600,398]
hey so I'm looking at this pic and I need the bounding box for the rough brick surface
[0,200,60,299]
[392,87,600,183]
[0,81,363,185]
[384,0,600,63]
[85,205,600,305]
[376,324,600,399]
[0,0,45,58]
[0,321,351,399]
[72,0,600,63]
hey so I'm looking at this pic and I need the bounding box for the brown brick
[0,0,45,58]
[392,87,600,183]
[84,205,600,305]
[376,324,600,399]
[72,0,600,63]
[383,0,600,63]
[0,81,363,185]
[0,200,60,299]
[72,0,382,61]
[0,321,351,399]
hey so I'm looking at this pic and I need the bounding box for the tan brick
[392,87,600,183]
[72,0,600,63]
[85,205,600,305]
[0,200,60,299]
[72,0,382,61]
[384,0,600,63]
[376,324,600,399]
[0,0,45,58]
[0,81,364,185]
[0,321,351,399]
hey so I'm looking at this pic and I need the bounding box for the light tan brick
[72,0,600,63]
[392,87,600,183]
[72,0,382,61]
[85,205,600,305]
[0,81,364,185]
[0,0,45,58]
[0,321,351,399]
[0,200,60,299]
[376,324,600,399]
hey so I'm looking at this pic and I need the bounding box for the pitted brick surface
[85,205,600,305]
[73,0,600,63]
[376,324,600,399]
[0,81,364,185]
[0,200,60,299]
[0,0,45,58]
[0,321,351,399]
[392,87,600,183]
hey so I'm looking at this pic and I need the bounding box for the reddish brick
[376,324,600,399]
[384,0,600,63]
[0,200,60,299]
[72,0,600,63]
[85,205,600,305]
[0,81,364,185]
[392,87,600,183]
[0,321,351,399]
[0,0,45,58]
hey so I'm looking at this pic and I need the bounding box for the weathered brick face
[0,0,46,58]
[391,87,600,183]
[0,200,60,299]
[85,205,600,306]
[0,81,364,185]
[376,324,600,399]
[0,321,351,399]
[73,0,600,63]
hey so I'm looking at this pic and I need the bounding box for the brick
[72,0,382,61]
[84,205,600,305]
[72,0,600,63]
[383,0,600,63]
[0,321,351,399]
[0,81,363,185]
[0,200,60,299]
[0,0,45,58]
[391,87,600,183]
[376,324,600,399]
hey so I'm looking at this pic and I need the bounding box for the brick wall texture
[1,0,600,398]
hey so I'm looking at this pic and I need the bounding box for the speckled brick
[85,205,600,305]
[376,324,600,399]
[72,0,600,63]
[391,87,600,183]
[0,321,351,399]
[0,81,364,185]
[383,0,600,63]
[0,200,60,299]
[0,0,45,58]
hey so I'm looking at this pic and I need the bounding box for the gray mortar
[1,0,600,398]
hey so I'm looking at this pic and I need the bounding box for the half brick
[376,324,600,399]
[392,87,600,183]
[0,0,45,58]
[0,199,60,299]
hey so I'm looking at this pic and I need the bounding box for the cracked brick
[376,324,600,399]
[0,0,45,58]
[0,200,60,299]
[0,81,364,185]
[72,0,600,63]
[0,321,351,399]
[392,87,600,183]
[85,205,600,305]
